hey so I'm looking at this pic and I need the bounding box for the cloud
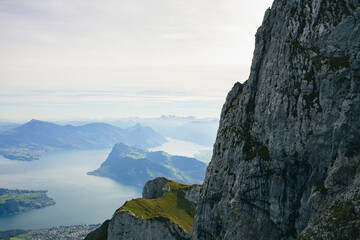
[0,88,225,106]
[0,0,273,120]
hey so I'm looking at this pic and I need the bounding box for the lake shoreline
[0,139,209,231]
[0,224,101,240]
[0,189,55,216]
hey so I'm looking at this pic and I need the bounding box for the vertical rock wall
[192,1,360,239]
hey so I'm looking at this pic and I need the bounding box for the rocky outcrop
[192,0,360,240]
[142,177,201,204]
[183,185,201,205]
[107,211,189,240]
[87,178,201,240]
[107,179,201,240]
[142,177,171,199]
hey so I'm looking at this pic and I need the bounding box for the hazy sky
[0,0,273,122]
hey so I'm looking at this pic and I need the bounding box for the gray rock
[107,211,189,240]
[191,1,360,239]
[142,177,171,199]
[106,178,201,240]
[183,185,201,205]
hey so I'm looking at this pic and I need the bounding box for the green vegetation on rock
[119,181,196,232]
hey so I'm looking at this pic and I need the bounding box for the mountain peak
[28,119,44,124]
[22,119,55,128]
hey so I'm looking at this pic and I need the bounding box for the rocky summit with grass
[86,177,200,240]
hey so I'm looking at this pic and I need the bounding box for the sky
[0,0,273,122]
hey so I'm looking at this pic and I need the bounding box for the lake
[149,138,212,158]
[0,139,211,231]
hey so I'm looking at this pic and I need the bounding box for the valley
[0,138,210,231]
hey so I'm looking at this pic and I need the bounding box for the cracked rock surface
[192,1,360,239]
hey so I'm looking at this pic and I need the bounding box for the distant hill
[88,143,207,186]
[171,119,219,146]
[0,122,21,133]
[108,116,219,147]
[0,120,166,161]
[0,189,55,216]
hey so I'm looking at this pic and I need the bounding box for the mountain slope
[192,1,360,239]
[86,177,201,240]
[88,143,207,186]
[0,120,166,161]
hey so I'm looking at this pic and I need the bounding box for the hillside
[0,189,55,216]
[88,143,207,186]
[0,120,166,161]
[86,177,201,240]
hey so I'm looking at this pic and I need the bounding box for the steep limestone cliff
[192,0,360,239]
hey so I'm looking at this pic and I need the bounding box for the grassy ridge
[119,182,196,232]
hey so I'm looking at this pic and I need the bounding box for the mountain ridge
[86,177,201,240]
[88,143,207,186]
[0,120,166,161]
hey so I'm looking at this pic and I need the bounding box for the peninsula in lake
[0,189,55,216]
[0,120,166,161]
[88,143,207,186]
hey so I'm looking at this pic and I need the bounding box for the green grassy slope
[119,181,197,232]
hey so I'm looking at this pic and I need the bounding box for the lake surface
[150,138,212,158]
[0,139,211,231]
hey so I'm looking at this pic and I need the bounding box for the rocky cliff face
[107,211,189,240]
[192,1,360,239]
[142,177,171,199]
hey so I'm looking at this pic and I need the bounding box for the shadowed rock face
[142,177,171,199]
[192,1,360,239]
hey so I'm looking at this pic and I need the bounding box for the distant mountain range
[62,116,219,147]
[0,120,166,161]
[0,122,21,133]
[88,143,207,186]
[110,117,219,147]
